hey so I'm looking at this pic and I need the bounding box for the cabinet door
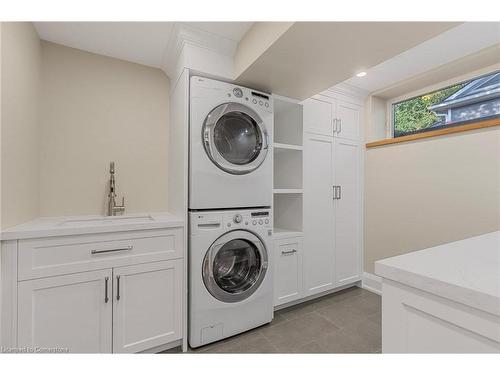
[113,259,182,353]
[274,237,303,306]
[334,139,361,286]
[303,134,335,296]
[336,100,361,140]
[18,269,112,353]
[303,98,334,136]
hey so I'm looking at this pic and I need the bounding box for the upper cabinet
[336,100,361,140]
[303,95,362,141]
[303,97,335,137]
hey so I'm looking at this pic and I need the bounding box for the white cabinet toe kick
[1,226,184,353]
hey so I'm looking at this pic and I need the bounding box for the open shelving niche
[272,95,304,239]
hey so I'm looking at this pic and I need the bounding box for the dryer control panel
[191,76,273,113]
[223,209,272,230]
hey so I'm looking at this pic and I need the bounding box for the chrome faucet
[107,162,125,216]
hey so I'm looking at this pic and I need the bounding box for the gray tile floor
[183,286,381,354]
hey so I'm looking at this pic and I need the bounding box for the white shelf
[273,228,303,239]
[273,142,303,151]
[273,189,303,194]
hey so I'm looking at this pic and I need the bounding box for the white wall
[39,41,170,217]
[0,22,41,229]
[364,68,500,274]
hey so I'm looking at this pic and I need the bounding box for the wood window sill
[365,118,500,149]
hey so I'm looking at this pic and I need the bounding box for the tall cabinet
[273,88,364,308]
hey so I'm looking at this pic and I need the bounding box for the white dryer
[189,208,273,348]
[189,76,273,210]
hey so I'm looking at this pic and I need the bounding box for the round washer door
[202,230,268,303]
[203,102,269,175]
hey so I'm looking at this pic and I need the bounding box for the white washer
[189,76,273,210]
[189,208,273,348]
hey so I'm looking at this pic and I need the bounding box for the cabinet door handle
[332,186,336,200]
[104,277,109,303]
[116,275,121,301]
[338,185,342,200]
[91,246,133,255]
[338,118,342,134]
[281,249,297,255]
[332,118,337,135]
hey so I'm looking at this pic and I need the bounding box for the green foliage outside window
[393,83,465,137]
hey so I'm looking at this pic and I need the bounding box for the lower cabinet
[273,237,303,306]
[113,260,182,353]
[18,269,113,353]
[17,259,183,353]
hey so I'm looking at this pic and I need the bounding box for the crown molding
[161,23,238,79]
[323,82,370,100]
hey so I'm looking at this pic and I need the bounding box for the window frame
[387,69,500,139]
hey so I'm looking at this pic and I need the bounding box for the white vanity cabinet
[18,269,113,353]
[1,215,185,353]
[112,259,182,353]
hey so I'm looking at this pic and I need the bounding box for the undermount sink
[58,215,155,227]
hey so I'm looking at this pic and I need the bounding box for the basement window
[392,70,500,138]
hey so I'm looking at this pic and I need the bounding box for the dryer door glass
[203,230,269,303]
[203,103,269,175]
[213,112,261,165]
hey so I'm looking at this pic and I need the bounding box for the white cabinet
[303,96,362,141]
[113,259,182,353]
[274,237,303,306]
[336,100,361,141]
[303,134,336,295]
[334,138,362,286]
[381,280,500,353]
[18,269,113,353]
[7,226,184,353]
[303,98,334,136]
[302,109,362,299]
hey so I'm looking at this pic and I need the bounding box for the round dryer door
[203,102,269,175]
[202,230,268,303]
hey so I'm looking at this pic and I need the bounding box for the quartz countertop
[375,231,500,316]
[0,212,184,241]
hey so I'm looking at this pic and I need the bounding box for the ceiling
[343,22,500,94]
[235,22,462,99]
[34,22,253,69]
[34,21,498,100]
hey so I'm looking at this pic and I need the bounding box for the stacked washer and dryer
[188,77,274,348]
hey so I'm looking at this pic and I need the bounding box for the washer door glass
[213,238,261,293]
[203,103,269,175]
[213,112,261,165]
[203,230,268,303]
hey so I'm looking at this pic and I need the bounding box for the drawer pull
[281,249,297,255]
[91,246,133,255]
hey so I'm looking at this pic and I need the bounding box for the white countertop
[0,212,184,240]
[375,231,500,316]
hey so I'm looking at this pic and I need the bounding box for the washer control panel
[191,208,272,234]
[223,209,271,230]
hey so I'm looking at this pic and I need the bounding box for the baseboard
[274,282,360,311]
[362,272,382,295]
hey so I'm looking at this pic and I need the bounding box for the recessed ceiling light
[356,71,367,77]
